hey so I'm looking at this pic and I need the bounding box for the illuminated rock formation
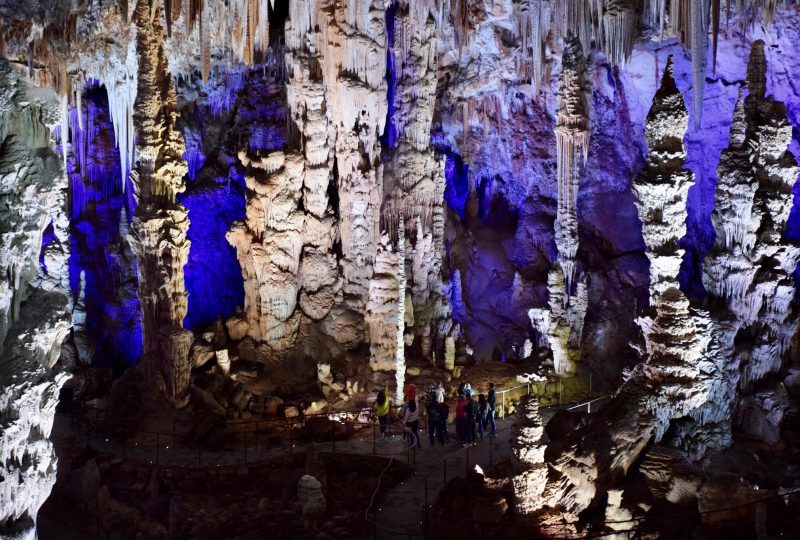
[380,3,449,368]
[632,56,693,303]
[366,234,400,372]
[227,151,305,355]
[0,60,71,538]
[127,0,191,377]
[554,33,590,293]
[511,396,548,520]
[529,265,588,375]
[541,287,712,518]
[698,39,799,447]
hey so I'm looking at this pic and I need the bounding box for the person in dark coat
[465,395,477,444]
[455,393,467,442]
[487,382,497,437]
[426,396,440,447]
[437,400,449,445]
[477,394,488,439]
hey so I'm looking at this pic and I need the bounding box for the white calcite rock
[632,56,693,303]
[0,60,71,537]
[510,396,548,520]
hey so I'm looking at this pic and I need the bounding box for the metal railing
[54,379,592,468]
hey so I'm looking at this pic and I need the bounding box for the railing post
[501,392,506,419]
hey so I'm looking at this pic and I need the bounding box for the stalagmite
[539,288,713,516]
[633,56,694,302]
[366,234,400,371]
[511,396,548,520]
[127,0,191,386]
[699,40,799,448]
[395,216,406,404]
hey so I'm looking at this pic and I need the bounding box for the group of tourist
[371,380,498,449]
[454,381,497,445]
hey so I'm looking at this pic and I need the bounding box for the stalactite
[690,0,710,130]
[602,0,636,65]
[516,0,554,95]
[711,0,720,74]
[165,0,173,37]
[200,1,210,83]
[554,33,590,293]
[256,0,270,55]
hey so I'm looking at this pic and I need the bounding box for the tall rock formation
[540,287,713,518]
[373,2,450,373]
[0,60,71,538]
[554,33,590,293]
[697,39,799,450]
[127,0,192,404]
[633,56,694,303]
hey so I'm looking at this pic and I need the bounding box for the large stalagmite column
[632,56,693,304]
[127,0,192,403]
[698,40,799,447]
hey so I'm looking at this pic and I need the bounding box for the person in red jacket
[455,393,467,443]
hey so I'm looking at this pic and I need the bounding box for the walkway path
[370,403,601,539]
[51,397,607,539]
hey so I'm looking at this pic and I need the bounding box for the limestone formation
[0,60,71,538]
[540,287,712,517]
[698,39,799,448]
[128,0,191,389]
[510,396,548,520]
[633,56,694,303]
[366,234,401,372]
[529,265,588,375]
[554,34,590,293]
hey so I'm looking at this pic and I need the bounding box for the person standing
[455,393,467,442]
[404,397,421,448]
[477,394,488,439]
[373,386,391,439]
[435,381,445,404]
[426,395,440,447]
[437,399,450,445]
[465,394,477,444]
[487,382,497,438]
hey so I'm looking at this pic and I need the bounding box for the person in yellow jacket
[373,384,391,438]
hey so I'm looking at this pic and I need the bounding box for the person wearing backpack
[373,385,391,439]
